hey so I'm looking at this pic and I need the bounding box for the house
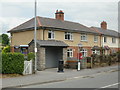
[8,10,119,70]
[91,21,120,55]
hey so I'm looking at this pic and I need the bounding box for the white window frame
[112,37,116,43]
[111,49,116,54]
[81,34,87,41]
[48,30,55,39]
[94,35,98,42]
[67,48,73,57]
[103,36,107,43]
[65,32,73,40]
[80,48,87,57]
[92,50,100,55]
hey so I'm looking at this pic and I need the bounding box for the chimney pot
[56,10,58,13]
[101,21,107,30]
[55,10,64,21]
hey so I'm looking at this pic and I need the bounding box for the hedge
[2,53,24,74]
[91,52,118,67]
[27,52,35,61]
[2,45,10,53]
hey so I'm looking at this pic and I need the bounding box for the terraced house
[8,10,119,70]
[91,21,120,55]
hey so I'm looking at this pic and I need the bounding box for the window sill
[64,39,74,42]
[81,40,88,42]
[48,38,55,40]
[94,41,98,43]
[104,42,107,43]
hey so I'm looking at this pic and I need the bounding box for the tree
[1,34,9,46]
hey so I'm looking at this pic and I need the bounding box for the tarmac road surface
[22,68,119,89]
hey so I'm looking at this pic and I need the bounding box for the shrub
[2,46,10,53]
[2,53,24,74]
[91,54,98,65]
[28,52,35,61]
[117,51,120,62]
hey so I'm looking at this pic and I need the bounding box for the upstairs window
[48,30,55,39]
[112,37,116,43]
[104,36,107,43]
[65,32,73,40]
[94,35,98,42]
[81,34,87,41]
[67,49,73,57]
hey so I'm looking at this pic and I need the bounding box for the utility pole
[34,0,37,73]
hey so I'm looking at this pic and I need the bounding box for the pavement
[1,65,119,89]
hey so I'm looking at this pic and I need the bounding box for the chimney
[101,21,107,30]
[55,10,64,21]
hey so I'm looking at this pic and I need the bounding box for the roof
[29,40,69,47]
[91,46,100,50]
[8,16,98,34]
[91,27,119,37]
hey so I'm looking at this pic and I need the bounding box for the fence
[23,60,33,75]
[65,57,87,69]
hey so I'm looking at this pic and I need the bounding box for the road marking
[100,83,119,88]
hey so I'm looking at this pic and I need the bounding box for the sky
[0,0,119,35]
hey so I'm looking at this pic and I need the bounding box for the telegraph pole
[34,0,37,73]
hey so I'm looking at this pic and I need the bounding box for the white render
[102,36,119,48]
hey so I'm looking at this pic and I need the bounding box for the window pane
[65,32,72,40]
[94,35,98,42]
[104,37,107,42]
[52,32,54,39]
[112,37,116,43]
[81,34,87,41]
[68,34,70,40]
[67,49,73,57]
[48,30,54,39]
[67,52,70,57]
[71,34,72,40]
[48,32,51,38]
[65,34,67,39]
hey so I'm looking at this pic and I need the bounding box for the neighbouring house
[8,10,120,70]
[91,21,120,55]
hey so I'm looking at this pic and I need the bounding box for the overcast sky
[0,0,119,35]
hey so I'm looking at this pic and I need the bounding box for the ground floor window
[92,50,100,55]
[111,49,116,54]
[67,49,73,57]
[80,48,87,57]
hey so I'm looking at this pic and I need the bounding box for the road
[21,69,119,89]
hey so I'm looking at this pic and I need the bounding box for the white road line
[100,83,119,88]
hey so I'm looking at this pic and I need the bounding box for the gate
[23,60,33,75]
